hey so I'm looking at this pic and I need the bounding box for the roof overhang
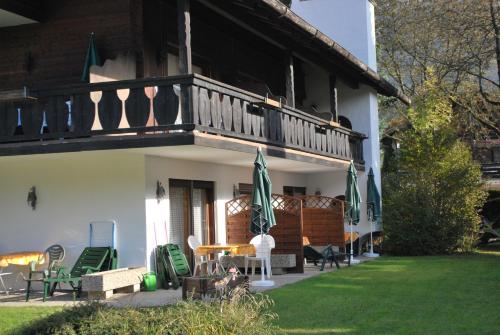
[0,0,41,26]
[199,0,410,105]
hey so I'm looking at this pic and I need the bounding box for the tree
[383,79,487,255]
[377,0,500,141]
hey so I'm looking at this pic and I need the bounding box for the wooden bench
[82,267,148,300]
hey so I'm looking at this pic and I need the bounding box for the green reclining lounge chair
[26,246,117,302]
[304,244,350,271]
[156,244,191,289]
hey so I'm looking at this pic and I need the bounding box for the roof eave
[259,0,411,105]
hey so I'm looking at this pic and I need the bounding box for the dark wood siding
[0,0,140,90]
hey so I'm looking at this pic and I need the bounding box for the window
[338,116,352,130]
[283,186,306,197]
[238,183,253,195]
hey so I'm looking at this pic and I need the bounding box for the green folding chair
[27,246,117,302]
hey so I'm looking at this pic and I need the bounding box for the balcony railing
[482,163,500,179]
[0,74,365,163]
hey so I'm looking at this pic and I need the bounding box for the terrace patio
[0,258,369,308]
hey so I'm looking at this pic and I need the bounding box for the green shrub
[383,78,487,255]
[11,292,278,335]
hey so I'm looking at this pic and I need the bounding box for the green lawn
[268,249,500,335]
[0,307,61,334]
[1,249,499,335]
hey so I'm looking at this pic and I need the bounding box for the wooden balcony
[482,163,500,179]
[0,74,365,164]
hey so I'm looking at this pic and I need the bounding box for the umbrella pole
[363,213,379,258]
[251,207,274,287]
[349,218,360,264]
[370,221,374,254]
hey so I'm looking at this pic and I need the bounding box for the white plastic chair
[0,269,12,294]
[188,235,216,275]
[245,234,275,278]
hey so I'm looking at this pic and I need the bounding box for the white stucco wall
[144,155,309,269]
[0,151,147,282]
[336,82,382,190]
[291,0,377,70]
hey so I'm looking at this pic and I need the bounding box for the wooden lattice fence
[301,196,346,249]
[226,194,303,273]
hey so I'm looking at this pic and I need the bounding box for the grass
[268,247,500,335]
[0,307,61,334]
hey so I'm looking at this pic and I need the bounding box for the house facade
[0,0,408,273]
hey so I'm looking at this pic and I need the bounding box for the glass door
[168,179,215,264]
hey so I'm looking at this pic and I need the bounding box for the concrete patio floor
[0,256,372,308]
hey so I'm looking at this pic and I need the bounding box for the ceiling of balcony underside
[135,145,347,173]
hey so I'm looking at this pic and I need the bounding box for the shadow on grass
[8,303,101,335]
[280,327,355,334]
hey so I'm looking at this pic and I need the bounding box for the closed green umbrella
[345,161,361,224]
[367,167,381,223]
[366,167,381,257]
[250,148,276,235]
[81,33,101,82]
[249,148,276,287]
[345,161,361,263]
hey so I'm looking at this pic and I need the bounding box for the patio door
[168,179,215,264]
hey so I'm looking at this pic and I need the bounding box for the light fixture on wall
[27,186,37,210]
[156,181,166,203]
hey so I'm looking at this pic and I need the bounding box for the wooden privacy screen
[226,194,303,273]
[301,196,346,249]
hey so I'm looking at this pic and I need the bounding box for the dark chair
[304,244,350,271]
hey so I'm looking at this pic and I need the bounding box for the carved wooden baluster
[221,95,232,131]
[346,138,352,158]
[40,110,49,135]
[197,87,210,126]
[90,90,103,130]
[116,87,130,129]
[210,91,222,129]
[232,98,242,133]
[321,131,327,153]
[13,105,24,135]
[283,114,290,144]
[144,87,157,127]
[191,85,199,126]
[326,129,332,154]
[315,129,321,151]
[153,85,179,126]
[242,101,251,135]
[309,123,315,150]
[288,116,294,145]
[275,111,283,143]
[331,130,337,155]
[125,88,150,128]
[47,96,66,133]
[65,99,74,132]
[251,107,261,137]
[261,108,268,139]
[73,93,94,133]
[98,90,122,130]
[269,110,277,141]
[297,119,304,147]
[304,121,310,148]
